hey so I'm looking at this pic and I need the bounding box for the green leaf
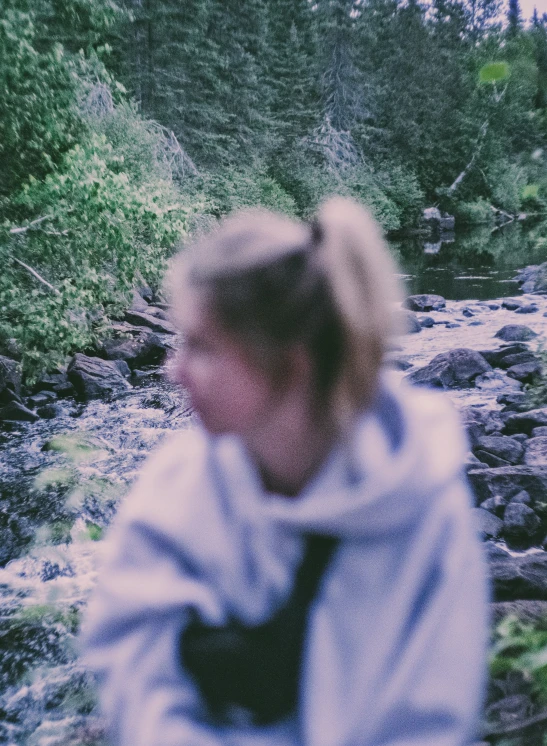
[479,62,510,84]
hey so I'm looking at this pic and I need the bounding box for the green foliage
[453,199,494,225]
[0,8,84,201]
[479,62,511,84]
[1,130,192,378]
[198,167,298,217]
[491,615,547,704]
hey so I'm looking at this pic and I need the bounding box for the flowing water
[1,221,546,744]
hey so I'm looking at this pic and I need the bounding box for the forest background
[1,0,547,380]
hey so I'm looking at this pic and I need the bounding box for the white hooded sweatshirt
[82,376,488,746]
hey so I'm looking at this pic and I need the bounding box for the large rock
[472,508,503,539]
[461,407,503,446]
[0,401,39,422]
[506,361,542,383]
[405,348,491,389]
[524,437,547,466]
[67,354,131,399]
[468,465,547,505]
[403,294,446,312]
[100,330,170,369]
[490,552,547,600]
[494,325,538,342]
[0,355,21,404]
[473,436,524,466]
[480,344,530,368]
[503,408,547,435]
[123,310,177,335]
[515,262,547,294]
[502,503,541,546]
[32,370,74,398]
[490,600,547,625]
[130,289,150,313]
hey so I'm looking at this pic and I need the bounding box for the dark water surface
[390,220,547,300]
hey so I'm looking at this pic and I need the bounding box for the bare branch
[10,215,53,235]
[10,257,61,295]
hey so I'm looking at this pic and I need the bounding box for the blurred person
[82,197,488,746]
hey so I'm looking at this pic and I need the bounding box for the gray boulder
[515,304,538,314]
[0,355,21,404]
[473,436,524,467]
[130,289,150,313]
[396,310,421,334]
[502,503,541,546]
[524,437,547,466]
[480,344,529,368]
[494,325,538,342]
[503,407,547,435]
[532,426,547,437]
[471,508,503,539]
[490,552,547,600]
[501,299,523,311]
[403,294,446,312]
[506,361,542,383]
[510,490,533,505]
[67,354,131,399]
[419,316,435,328]
[468,466,547,505]
[124,310,177,335]
[32,370,74,398]
[0,401,39,422]
[490,600,547,625]
[480,495,507,517]
[406,348,491,389]
[100,329,170,369]
[515,262,547,294]
[499,352,538,369]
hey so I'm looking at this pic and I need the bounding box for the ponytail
[312,197,402,423]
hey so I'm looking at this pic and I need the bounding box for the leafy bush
[487,159,527,214]
[491,615,547,704]
[198,166,298,217]
[0,8,85,203]
[453,199,494,225]
[1,132,194,378]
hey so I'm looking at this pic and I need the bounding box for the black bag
[180,533,339,725]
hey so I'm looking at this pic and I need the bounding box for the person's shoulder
[115,426,213,526]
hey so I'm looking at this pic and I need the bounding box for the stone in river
[480,344,529,368]
[397,310,421,334]
[502,503,541,546]
[490,552,547,600]
[123,310,177,335]
[473,435,524,466]
[0,401,39,422]
[510,490,532,505]
[0,355,21,403]
[497,392,527,412]
[471,508,503,539]
[419,316,435,328]
[532,426,547,437]
[67,353,132,399]
[490,600,547,625]
[405,348,491,389]
[403,294,446,312]
[468,465,547,504]
[494,325,538,342]
[480,495,507,517]
[524,437,547,466]
[501,299,523,311]
[100,329,170,368]
[498,351,538,369]
[506,361,543,383]
[503,407,547,435]
[515,304,538,314]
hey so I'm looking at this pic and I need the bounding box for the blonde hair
[170,197,402,426]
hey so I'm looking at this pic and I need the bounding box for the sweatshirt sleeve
[80,435,227,746]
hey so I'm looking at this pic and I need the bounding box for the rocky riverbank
[1,263,547,745]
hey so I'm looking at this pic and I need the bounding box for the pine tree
[507,0,522,36]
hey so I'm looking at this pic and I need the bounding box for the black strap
[180,533,339,725]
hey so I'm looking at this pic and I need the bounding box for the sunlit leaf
[522,184,540,201]
[479,62,510,84]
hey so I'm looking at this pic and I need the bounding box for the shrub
[453,199,494,225]
[2,133,194,379]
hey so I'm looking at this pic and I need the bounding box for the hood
[213,373,469,539]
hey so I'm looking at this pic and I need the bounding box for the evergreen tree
[507,0,522,37]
